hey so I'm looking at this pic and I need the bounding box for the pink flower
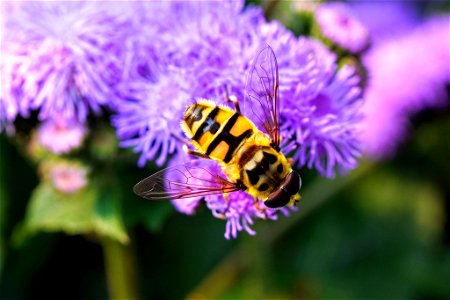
[37,118,86,154]
[316,3,369,53]
[50,162,88,194]
[360,15,450,158]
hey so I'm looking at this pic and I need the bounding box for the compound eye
[284,171,301,195]
[264,189,290,208]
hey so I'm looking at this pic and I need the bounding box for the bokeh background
[1,1,449,299]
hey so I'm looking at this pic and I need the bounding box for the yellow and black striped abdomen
[182,100,255,164]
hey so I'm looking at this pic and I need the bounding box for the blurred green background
[1,1,449,299]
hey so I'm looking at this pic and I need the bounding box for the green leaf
[21,183,96,237]
[14,179,130,245]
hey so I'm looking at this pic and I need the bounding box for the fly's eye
[265,189,290,208]
[284,171,301,195]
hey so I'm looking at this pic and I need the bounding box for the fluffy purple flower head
[315,3,369,53]
[169,153,297,239]
[280,38,363,177]
[112,70,192,167]
[0,2,133,125]
[113,1,299,167]
[207,191,296,240]
[360,15,450,158]
[114,1,365,237]
[114,1,363,177]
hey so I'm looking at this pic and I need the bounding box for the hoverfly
[134,46,301,208]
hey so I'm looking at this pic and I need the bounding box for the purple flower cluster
[1,2,132,142]
[112,1,264,166]
[315,3,369,53]
[112,1,364,176]
[169,153,297,239]
[349,1,420,43]
[355,11,449,158]
[1,1,367,238]
[279,39,363,177]
[109,1,364,237]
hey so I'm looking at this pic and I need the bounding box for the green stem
[102,238,139,300]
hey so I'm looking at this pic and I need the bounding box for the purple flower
[315,3,369,53]
[114,1,364,177]
[112,1,299,167]
[207,191,296,239]
[0,2,134,124]
[349,1,421,43]
[112,70,192,167]
[169,153,296,239]
[0,94,15,135]
[112,1,365,237]
[360,15,450,158]
[280,38,363,177]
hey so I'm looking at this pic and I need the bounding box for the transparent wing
[133,163,239,200]
[244,45,281,147]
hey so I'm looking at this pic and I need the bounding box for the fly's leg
[171,133,209,159]
[254,198,268,219]
[223,193,232,213]
[212,210,226,220]
[211,193,232,219]
[182,145,210,159]
[222,86,241,113]
[170,133,191,146]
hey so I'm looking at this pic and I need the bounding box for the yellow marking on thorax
[244,150,263,170]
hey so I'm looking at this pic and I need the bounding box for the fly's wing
[133,163,239,200]
[244,45,281,147]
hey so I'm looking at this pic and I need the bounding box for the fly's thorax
[240,146,293,200]
[181,100,256,164]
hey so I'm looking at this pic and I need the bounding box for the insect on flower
[134,46,302,209]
